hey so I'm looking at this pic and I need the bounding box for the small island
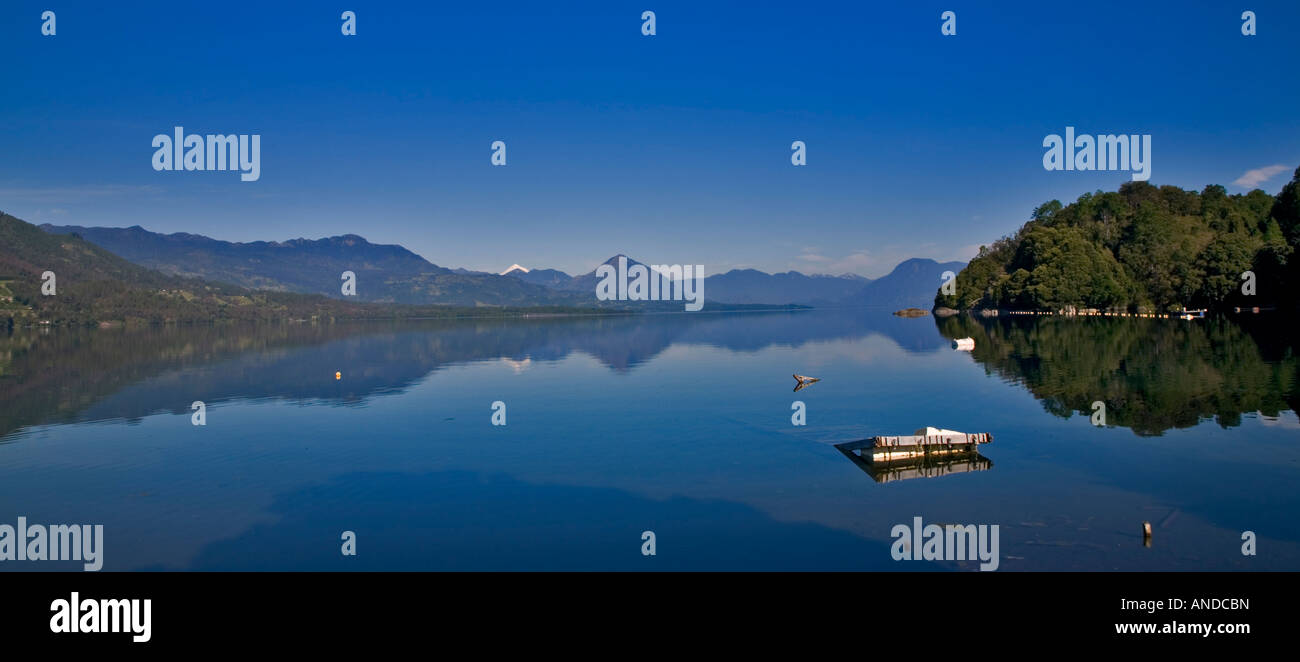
[893,307,929,317]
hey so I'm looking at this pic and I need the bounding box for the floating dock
[833,428,993,483]
[835,427,992,462]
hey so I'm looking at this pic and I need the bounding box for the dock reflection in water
[834,442,993,484]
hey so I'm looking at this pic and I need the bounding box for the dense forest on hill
[935,166,1300,312]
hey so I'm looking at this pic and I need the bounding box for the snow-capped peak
[501,264,529,275]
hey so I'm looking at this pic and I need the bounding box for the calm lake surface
[2,309,1297,571]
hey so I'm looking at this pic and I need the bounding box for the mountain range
[1,213,600,325]
[37,223,964,309]
[498,256,966,308]
[38,224,585,308]
[2,212,372,324]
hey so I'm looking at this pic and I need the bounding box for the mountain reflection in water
[1,309,1297,571]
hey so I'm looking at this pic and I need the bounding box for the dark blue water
[1,309,1296,570]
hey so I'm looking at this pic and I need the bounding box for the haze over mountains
[38,224,964,309]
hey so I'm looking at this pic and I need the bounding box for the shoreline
[1,302,816,330]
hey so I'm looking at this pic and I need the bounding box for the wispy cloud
[792,248,882,276]
[792,243,979,278]
[1258,411,1300,429]
[1232,164,1289,189]
[0,184,163,203]
[795,251,831,264]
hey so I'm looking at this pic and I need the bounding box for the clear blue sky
[3,1,1298,277]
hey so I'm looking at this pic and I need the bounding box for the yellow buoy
[335,371,341,380]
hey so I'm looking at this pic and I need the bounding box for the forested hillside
[936,167,1300,312]
[1,212,593,325]
[38,223,585,307]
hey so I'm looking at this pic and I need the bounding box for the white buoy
[952,337,975,351]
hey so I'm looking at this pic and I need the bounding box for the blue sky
[3,1,1298,277]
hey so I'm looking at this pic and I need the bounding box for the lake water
[1,309,1297,571]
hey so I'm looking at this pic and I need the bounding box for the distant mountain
[33,223,962,311]
[706,261,965,308]
[40,224,584,308]
[559,254,654,293]
[508,254,705,297]
[704,269,870,305]
[502,254,964,307]
[852,258,967,309]
[1,213,415,324]
[7,218,173,291]
[507,267,573,288]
